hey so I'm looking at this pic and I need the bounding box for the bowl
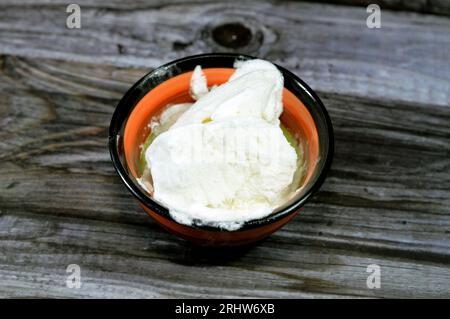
[109,53,333,246]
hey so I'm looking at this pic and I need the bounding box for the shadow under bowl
[109,53,334,246]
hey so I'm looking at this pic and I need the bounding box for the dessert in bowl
[109,53,333,246]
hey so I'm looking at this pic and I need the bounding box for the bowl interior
[123,68,320,196]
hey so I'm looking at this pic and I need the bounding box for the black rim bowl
[108,53,334,232]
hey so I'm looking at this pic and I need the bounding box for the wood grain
[305,0,450,16]
[0,1,449,107]
[0,55,449,298]
[0,0,449,298]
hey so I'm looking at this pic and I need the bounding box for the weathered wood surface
[309,0,450,16]
[1,1,449,106]
[0,1,449,298]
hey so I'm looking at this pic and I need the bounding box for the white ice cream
[145,59,297,230]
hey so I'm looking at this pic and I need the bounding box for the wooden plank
[1,211,449,298]
[2,0,449,16]
[0,56,449,298]
[0,1,449,107]
[302,0,450,16]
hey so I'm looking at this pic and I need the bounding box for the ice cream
[142,59,299,230]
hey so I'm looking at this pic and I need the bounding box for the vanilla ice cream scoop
[145,59,298,230]
[172,59,283,129]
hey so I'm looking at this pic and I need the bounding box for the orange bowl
[109,53,333,246]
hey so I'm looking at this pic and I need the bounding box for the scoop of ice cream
[172,60,283,129]
[146,59,297,230]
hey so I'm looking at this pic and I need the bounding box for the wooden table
[0,0,449,298]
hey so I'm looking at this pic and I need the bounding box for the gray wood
[0,1,449,107]
[0,1,449,298]
[300,0,450,16]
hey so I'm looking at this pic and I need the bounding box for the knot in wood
[211,23,253,49]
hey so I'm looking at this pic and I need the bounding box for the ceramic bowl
[109,53,333,246]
